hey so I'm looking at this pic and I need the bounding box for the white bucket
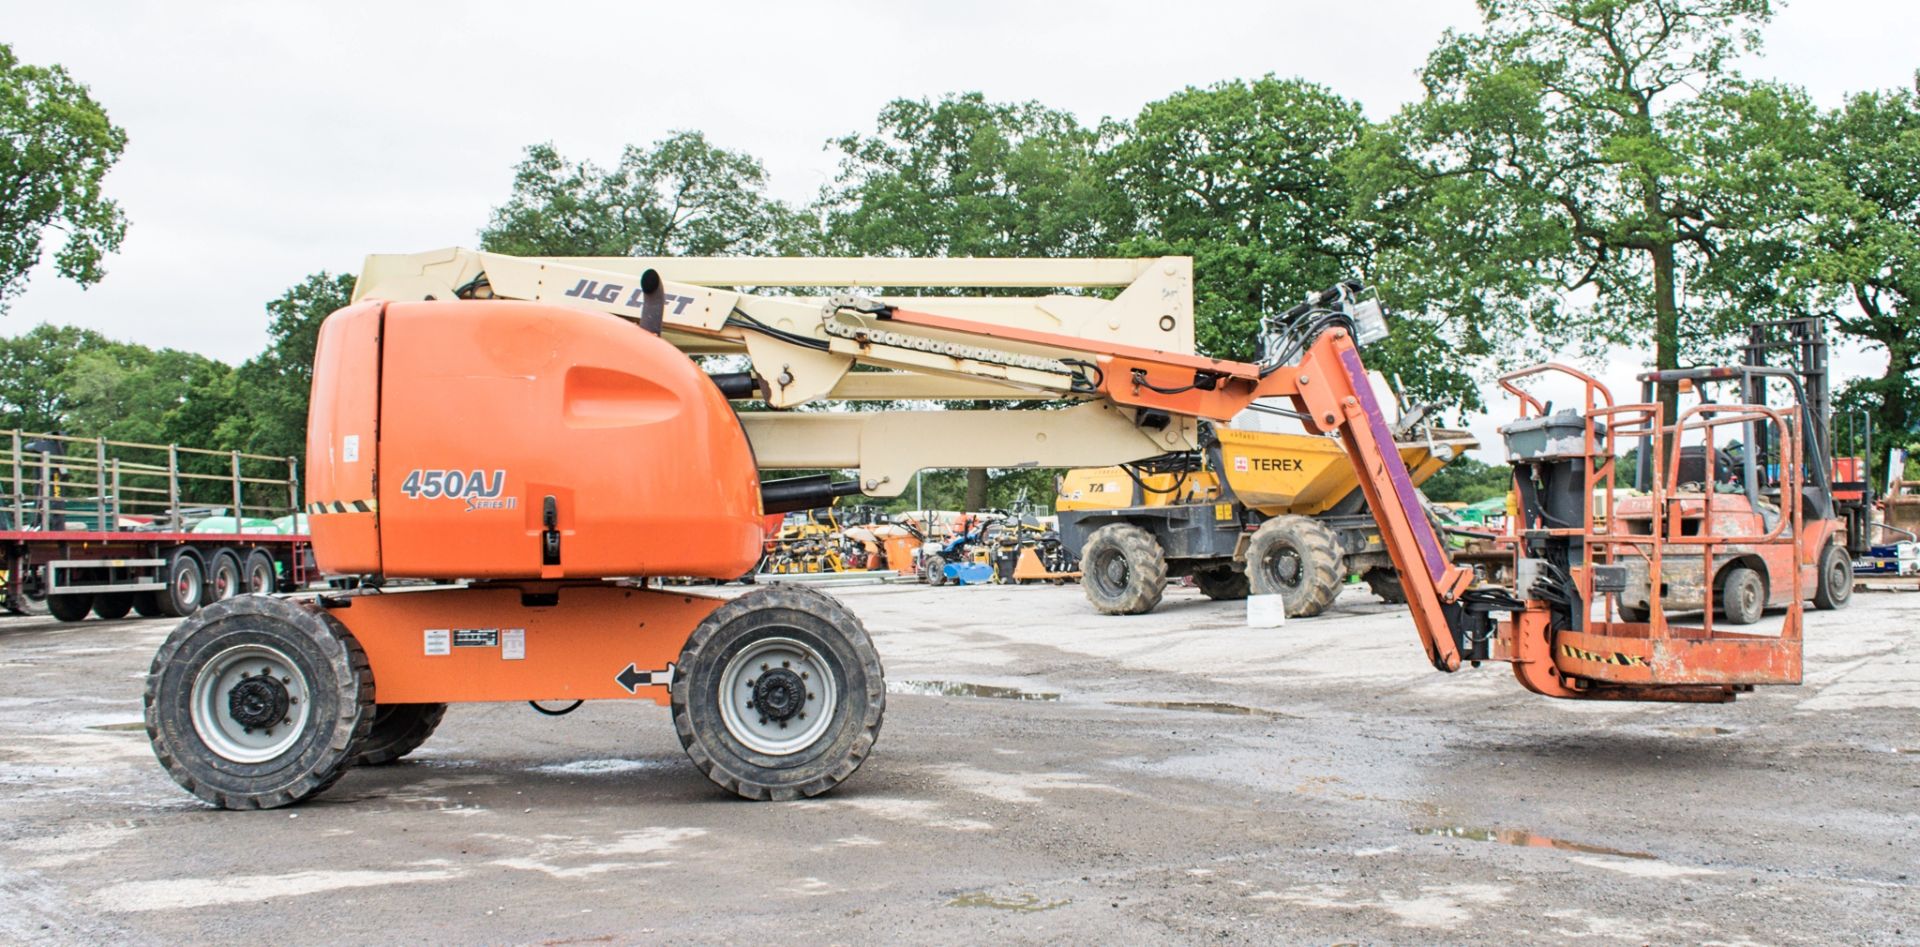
[1246,593,1287,628]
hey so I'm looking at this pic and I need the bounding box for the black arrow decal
[615,662,676,694]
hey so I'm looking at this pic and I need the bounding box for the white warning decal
[502,628,525,660]
[424,629,450,656]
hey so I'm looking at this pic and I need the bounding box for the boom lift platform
[144,250,1810,810]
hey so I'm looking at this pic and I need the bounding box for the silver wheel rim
[249,562,273,594]
[175,564,201,609]
[717,636,836,756]
[189,643,311,763]
[213,561,239,600]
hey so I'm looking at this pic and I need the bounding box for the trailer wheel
[923,554,947,586]
[353,703,447,766]
[158,550,205,617]
[1812,542,1852,610]
[93,592,135,620]
[243,550,278,595]
[672,585,884,801]
[1719,566,1765,626]
[1079,523,1166,615]
[1193,565,1249,601]
[133,592,168,618]
[144,596,373,809]
[1363,569,1407,605]
[207,550,244,603]
[47,593,94,623]
[1246,515,1342,618]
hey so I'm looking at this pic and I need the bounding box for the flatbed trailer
[0,431,312,621]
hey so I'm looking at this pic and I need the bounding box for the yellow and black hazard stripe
[1559,643,1646,668]
[307,499,378,515]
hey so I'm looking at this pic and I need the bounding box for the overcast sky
[4,0,1916,437]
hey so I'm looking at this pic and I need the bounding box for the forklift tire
[158,550,205,618]
[672,586,885,801]
[47,593,94,623]
[353,703,448,766]
[93,592,135,620]
[1079,524,1167,615]
[1812,543,1852,610]
[1246,515,1342,618]
[924,554,948,586]
[1719,566,1765,626]
[207,550,244,603]
[1363,569,1407,605]
[145,596,374,809]
[1193,565,1249,601]
[243,550,279,595]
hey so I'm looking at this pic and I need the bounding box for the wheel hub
[752,668,806,722]
[227,674,290,730]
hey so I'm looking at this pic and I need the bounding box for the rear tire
[92,592,135,620]
[1193,565,1249,601]
[207,550,243,603]
[1719,566,1765,626]
[353,704,447,766]
[144,596,374,809]
[672,586,884,801]
[1246,515,1343,617]
[1079,523,1167,615]
[1364,569,1407,605]
[47,593,94,623]
[1812,542,1852,610]
[243,550,279,595]
[158,550,205,618]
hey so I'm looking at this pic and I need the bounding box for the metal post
[110,458,121,527]
[230,451,244,524]
[95,437,107,528]
[915,469,922,511]
[287,456,300,521]
[9,431,20,528]
[167,445,181,529]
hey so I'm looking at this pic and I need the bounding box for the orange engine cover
[305,299,764,580]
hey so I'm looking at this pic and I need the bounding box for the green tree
[1353,0,1782,416]
[0,43,128,312]
[218,272,356,460]
[821,93,1105,509]
[480,132,796,257]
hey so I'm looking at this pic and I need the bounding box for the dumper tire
[1719,566,1765,626]
[1812,542,1852,610]
[1364,569,1407,605]
[47,593,94,623]
[353,703,447,766]
[1246,515,1343,618]
[1079,523,1167,615]
[1193,565,1249,601]
[145,595,373,809]
[672,585,885,801]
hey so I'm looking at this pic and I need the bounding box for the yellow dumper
[1057,421,1476,616]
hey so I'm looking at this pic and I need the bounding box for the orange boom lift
[143,262,1813,809]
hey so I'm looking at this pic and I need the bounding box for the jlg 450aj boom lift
[144,251,1811,809]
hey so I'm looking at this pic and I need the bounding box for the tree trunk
[965,468,989,511]
[1649,241,1681,423]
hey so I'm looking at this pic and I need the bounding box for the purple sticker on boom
[1339,347,1448,582]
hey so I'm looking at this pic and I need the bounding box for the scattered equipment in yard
[1,431,310,620]
[143,251,1813,811]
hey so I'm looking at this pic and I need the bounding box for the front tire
[672,586,884,801]
[923,554,947,586]
[1079,523,1167,615]
[1812,542,1852,610]
[144,596,373,809]
[1719,566,1765,626]
[1246,515,1343,617]
[353,703,447,766]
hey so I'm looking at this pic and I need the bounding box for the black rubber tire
[207,550,244,603]
[47,593,94,623]
[1079,523,1167,615]
[1719,566,1765,626]
[243,550,279,595]
[133,591,168,618]
[1246,515,1344,617]
[672,585,884,801]
[1364,569,1407,605]
[1193,565,1250,601]
[1618,604,1651,623]
[924,554,947,586]
[1812,542,1852,610]
[352,703,447,766]
[144,595,374,809]
[158,550,205,618]
[92,592,135,620]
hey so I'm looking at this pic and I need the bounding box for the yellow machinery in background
[1058,420,1476,616]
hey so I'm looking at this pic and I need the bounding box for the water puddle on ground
[947,892,1070,913]
[1110,700,1291,718]
[1414,825,1655,860]
[1661,726,1735,737]
[86,722,146,733]
[888,680,1060,702]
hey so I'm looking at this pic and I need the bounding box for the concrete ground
[1,581,1915,945]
